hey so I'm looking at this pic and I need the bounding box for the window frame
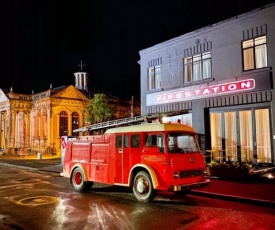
[71,112,79,135]
[131,134,140,148]
[209,104,272,163]
[242,35,267,71]
[59,111,68,137]
[184,51,212,83]
[148,65,161,90]
[116,135,122,148]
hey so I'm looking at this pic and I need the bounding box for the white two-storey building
[139,3,275,167]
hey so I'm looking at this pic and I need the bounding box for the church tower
[74,60,89,91]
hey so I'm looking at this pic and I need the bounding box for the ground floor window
[255,109,271,163]
[210,107,271,164]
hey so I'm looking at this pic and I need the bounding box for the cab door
[115,134,130,184]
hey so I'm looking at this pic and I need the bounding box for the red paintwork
[62,123,210,193]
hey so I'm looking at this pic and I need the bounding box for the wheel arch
[69,163,88,183]
[129,164,159,189]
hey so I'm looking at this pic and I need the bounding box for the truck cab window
[116,135,122,148]
[146,135,157,147]
[167,133,199,153]
[131,134,140,148]
[124,135,129,148]
[146,134,164,153]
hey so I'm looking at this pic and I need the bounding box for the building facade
[0,85,89,156]
[139,3,275,166]
[0,70,140,156]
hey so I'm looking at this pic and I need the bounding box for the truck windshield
[167,132,199,153]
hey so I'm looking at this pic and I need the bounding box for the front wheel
[72,167,93,191]
[133,171,155,203]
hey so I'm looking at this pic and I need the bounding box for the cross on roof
[78,60,86,71]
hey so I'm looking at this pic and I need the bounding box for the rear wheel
[72,167,93,191]
[133,171,155,203]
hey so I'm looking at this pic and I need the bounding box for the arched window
[59,111,68,136]
[72,112,79,135]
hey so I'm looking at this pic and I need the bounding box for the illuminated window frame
[242,35,267,71]
[184,51,212,83]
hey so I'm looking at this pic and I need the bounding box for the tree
[87,93,113,124]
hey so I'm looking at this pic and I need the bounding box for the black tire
[133,171,156,203]
[72,167,93,191]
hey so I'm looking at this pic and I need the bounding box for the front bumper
[169,179,210,192]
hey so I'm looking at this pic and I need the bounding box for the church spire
[74,60,89,91]
[78,60,86,71]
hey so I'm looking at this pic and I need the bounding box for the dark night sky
[2,0,274,99]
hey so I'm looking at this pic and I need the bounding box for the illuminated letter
[202,89,211,94]
[156,96,162,102]
[194,90,201,95]
[212,87,219,93]
[185,91,191,97]
[176,93,181,99]
[241,81,250,89]
[228,84,237,90]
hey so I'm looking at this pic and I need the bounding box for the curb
[190,190,275,207]
[0,162,39,171]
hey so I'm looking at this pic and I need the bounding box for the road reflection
[0,163,197,230]
[46,192,197,230]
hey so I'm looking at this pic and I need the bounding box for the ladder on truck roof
[73,114,160,133]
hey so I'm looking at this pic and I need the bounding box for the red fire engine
[62,115,210,203]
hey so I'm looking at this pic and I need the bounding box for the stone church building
[0,69,140,157]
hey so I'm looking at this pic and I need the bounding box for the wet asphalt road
[0,164,197,230]
[1,164,275,230]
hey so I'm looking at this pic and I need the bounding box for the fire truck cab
[62,122,210,203]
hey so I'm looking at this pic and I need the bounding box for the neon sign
[152,79,255,104]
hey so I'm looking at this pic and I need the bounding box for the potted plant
[207,160,253,179]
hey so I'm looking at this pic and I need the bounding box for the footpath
[0,154,275,206]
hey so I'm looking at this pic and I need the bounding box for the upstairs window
[148,65,161,90]
[184,51,211,83]
[242,35,267,71]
